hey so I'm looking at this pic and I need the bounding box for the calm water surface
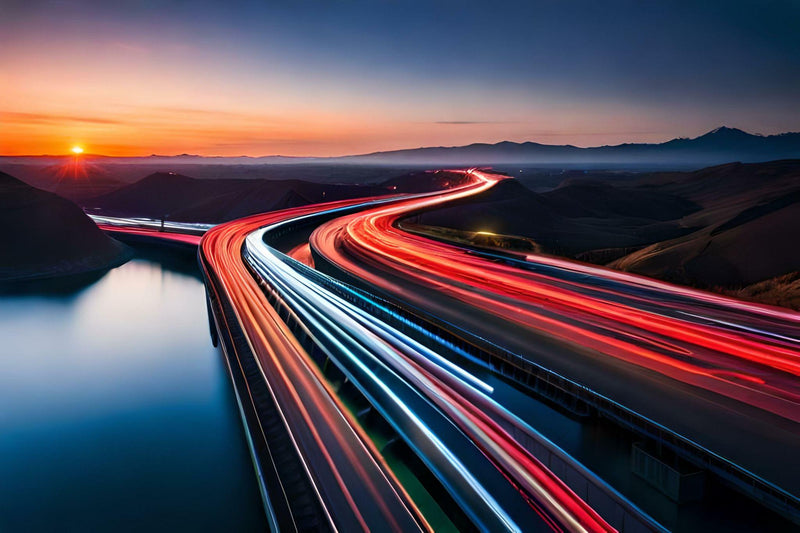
[0,255,266,532]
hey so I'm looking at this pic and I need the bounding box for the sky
[1,0,798,156]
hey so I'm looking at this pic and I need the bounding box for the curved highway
[308,171,800,504]
[196,177,660,532]
[99,169,798,530]
[200,200,432,532]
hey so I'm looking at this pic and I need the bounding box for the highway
[90,214,209,246]
[200,201,436,532]
[308,170,800,506]
[196,182,662,531]
[93,169,799,530]
[99,207,428,531]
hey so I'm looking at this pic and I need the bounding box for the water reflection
[0,268,108,298]
[0,253,266,532]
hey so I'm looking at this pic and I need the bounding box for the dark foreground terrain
[81,170,470,223]
[0,161,423,204]
[412,160,800,309]
[0,167,467,280]
[3,157,796,308]
[0,171,128,282]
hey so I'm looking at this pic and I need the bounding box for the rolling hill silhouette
[0,171,128,282]
[345,127,800,166]
[85,170,468,222]
[413,160,800,308]
[3,127,798,168]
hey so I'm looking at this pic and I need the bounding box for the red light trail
[311,170,800,424]
[96,169,799,530]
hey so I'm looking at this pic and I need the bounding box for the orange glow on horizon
[71,146,84,154]
[0,102,682,158]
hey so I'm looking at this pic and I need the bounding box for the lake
[0,251,266,532]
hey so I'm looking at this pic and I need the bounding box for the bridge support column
[205,288,219,347]
[632,442,705,503]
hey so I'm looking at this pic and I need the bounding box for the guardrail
[199,252,334,532]
[258,209,666,532]
[310,247,800,526]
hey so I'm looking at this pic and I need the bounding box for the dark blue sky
[2,0,798,155]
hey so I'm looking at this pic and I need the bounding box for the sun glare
[71,146,84,154]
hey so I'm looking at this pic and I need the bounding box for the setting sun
[71,146,84,154]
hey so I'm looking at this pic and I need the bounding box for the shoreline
[0,242,132,285]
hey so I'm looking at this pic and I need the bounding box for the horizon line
[1,126,796,159]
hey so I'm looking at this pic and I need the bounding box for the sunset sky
[2,1,798,157]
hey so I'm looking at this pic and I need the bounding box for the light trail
[199,200,430,532]
[245,219,622,532]
[89,214,213,234]
[94,170,798,526]
[191,177,653,531]
[310,170,800,424]
[96,224,203,246]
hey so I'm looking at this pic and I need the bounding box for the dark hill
[612,198,800,287]
[638,160,800,207]
[413,179,692,255]
[412,161,800,308]
[378,170,474,193]
[0,171,128,282]
[611,162,800,289]
[87,172,400,223]
[86,169,477,223]
[542,181,700,220]
[0,161,125,202]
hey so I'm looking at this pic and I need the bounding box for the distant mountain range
[2,127,799,167]
[342,127,800,166]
